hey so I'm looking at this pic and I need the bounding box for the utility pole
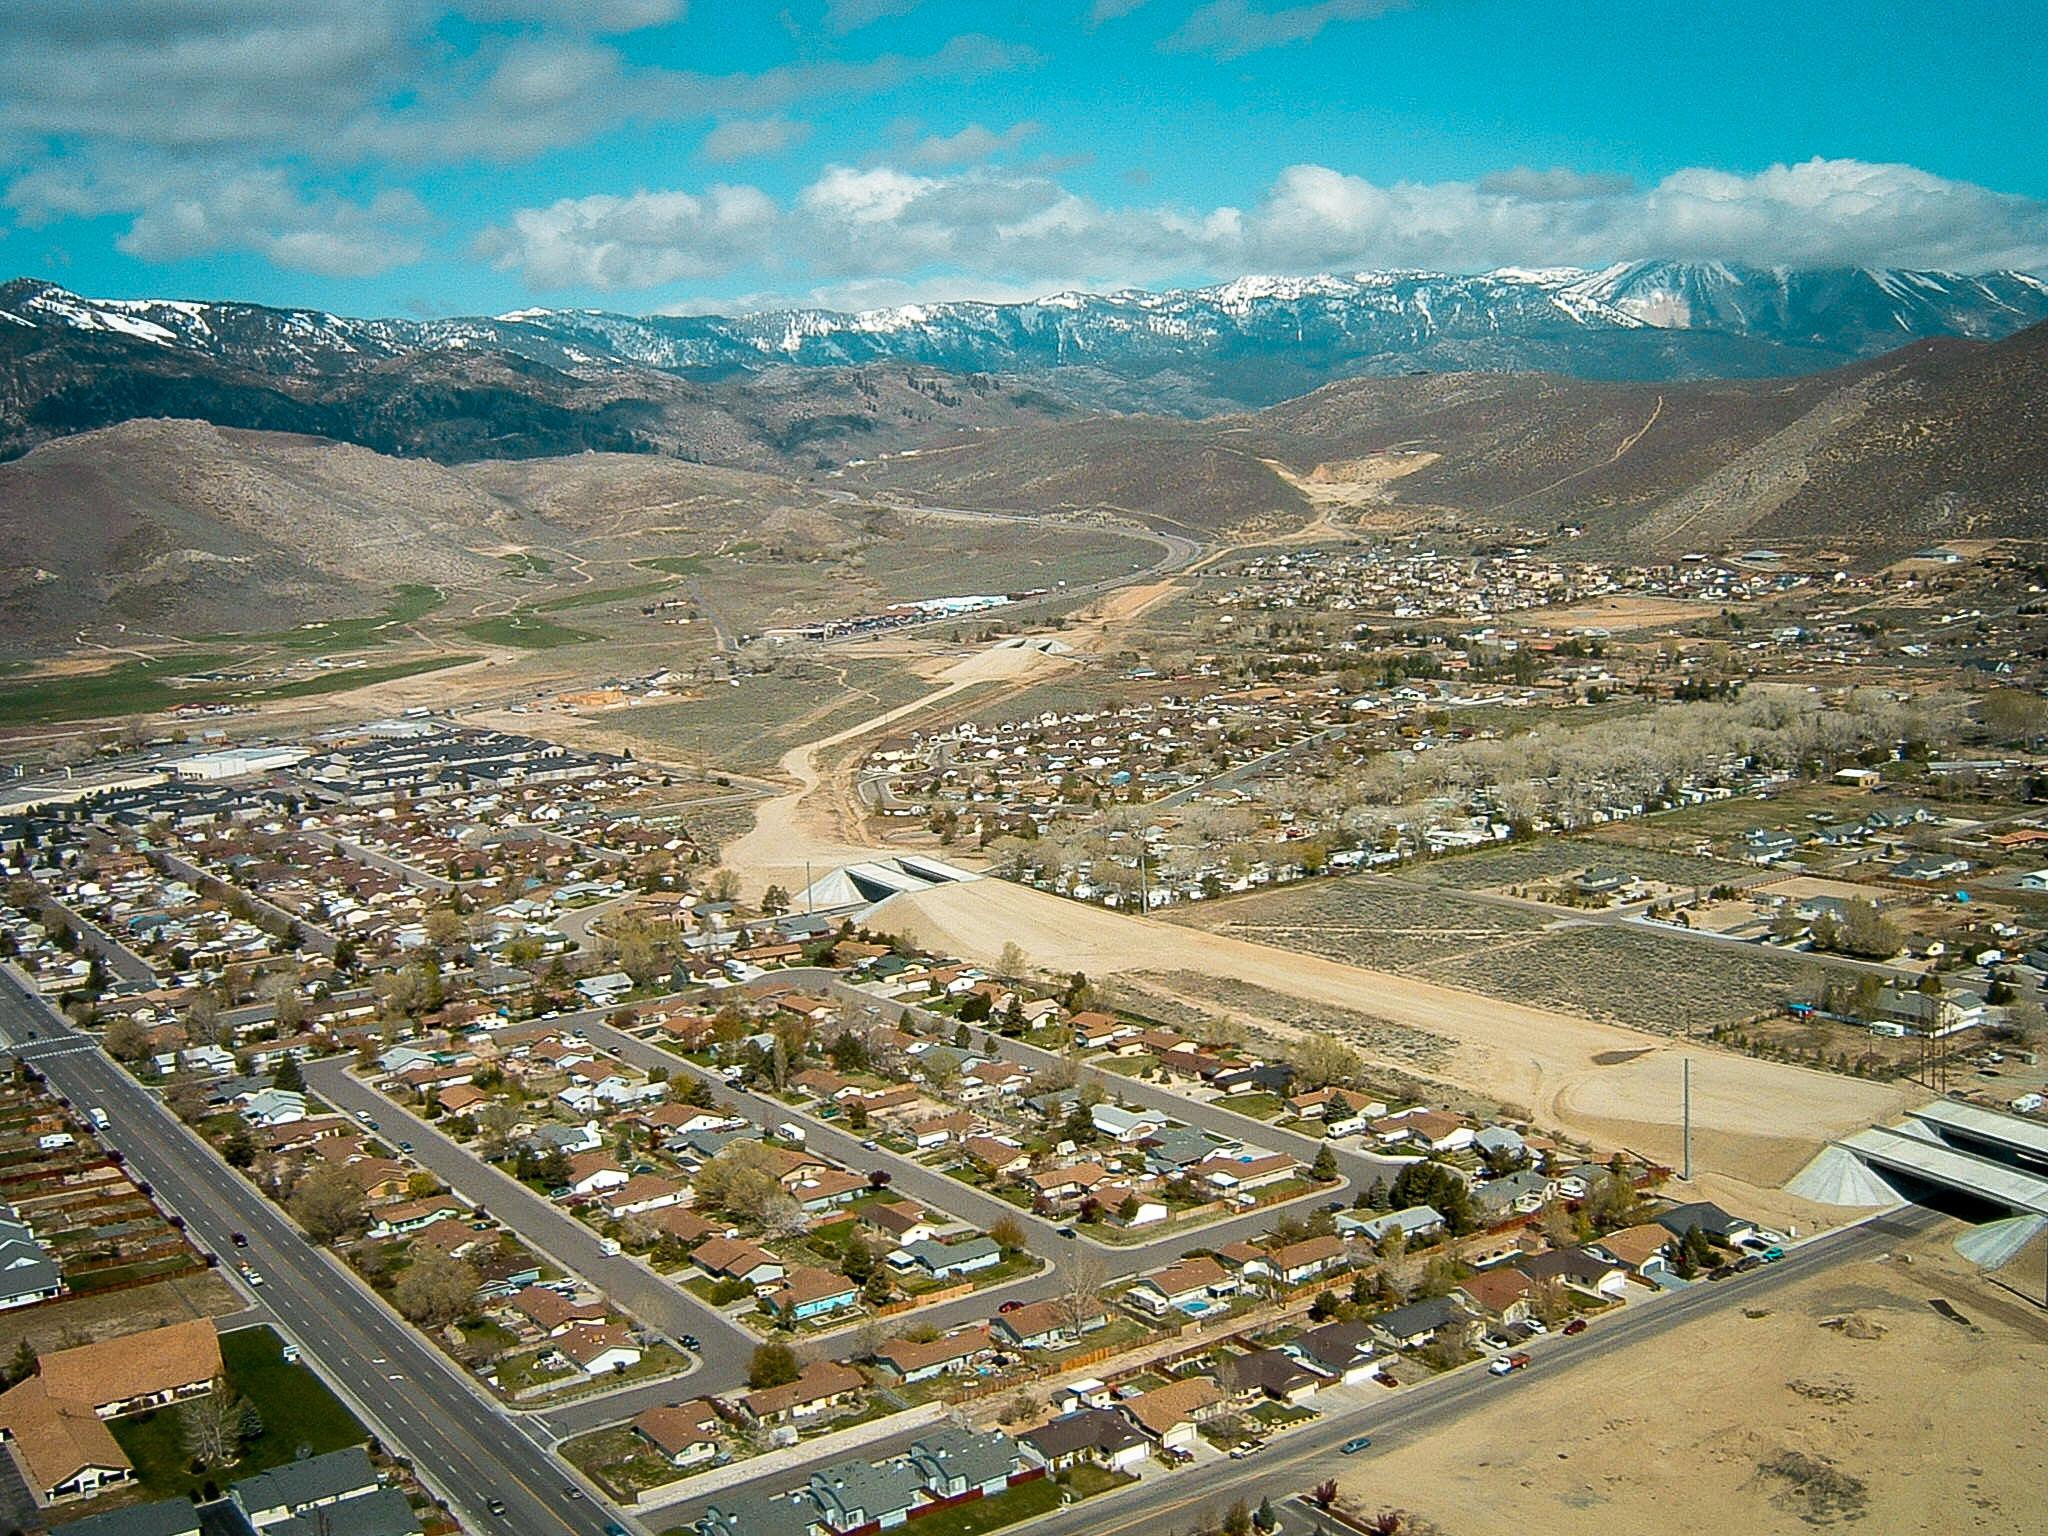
[804,860,813,917]
[1682,1056,1693,1182]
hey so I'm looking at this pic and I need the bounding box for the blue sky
[4,0,2045,316]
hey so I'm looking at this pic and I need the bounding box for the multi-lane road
[0,971,626,1536]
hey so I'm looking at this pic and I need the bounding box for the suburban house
[1126,1255,1237,1316]
[1587,1222,1677,1278]
[634,1400,724,1468]
[37,1319,221,1419]
[0,1214,62,1310]
[904,1426,1024,1500]
[888,1236,1003,1281]
[1472,1168,1557,1220]
[1195,1151,1297,1194]
[0,1376,134,1503]
[1089,1104,1167,1144]
[1372,1295,1473,1350]
[1267,1234,1347,1286]
[739,1361,865,1425]
[1337,1205,1446,1245]
[698,1492,820,1536]
[232,1446,381,1529]
[691,1237,787,1289]
[597,1174,687,1221]
[508,1285,607,1337]
[961,1137,1031,1176]
[565,1153,630,1196]
[554,1322,643,1375]
[1120,1379,1227,1449]
[864,1201,945,1245]
[763,1266,860,1323]
[1653,1201,1758,1249]
[872,1328,991,1385]
[1456,1267,1537,1323]
[806,1457,925,1534]
[1285,1319,1379,1384]
[1019,1410,1149,1474]
[991,1295,1109,1350]
[1217,1347,1321,1405]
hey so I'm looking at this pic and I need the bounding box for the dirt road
[871,876,1904,1190]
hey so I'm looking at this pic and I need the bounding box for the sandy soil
[872,878,1906,1191]
[1335,1222,2048,1536]
[1523,593,1727,630]
[723,636,1076,896]
[0,1269,243,1356]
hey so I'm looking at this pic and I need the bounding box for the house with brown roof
[1126,1256,1236,1316]
[598,1174,686,1220]
[0,1378,133,1503]
[555,1322,641,1375]
[633,1400,723,1467]
[739,1360,865,1424]
[690,1237,786,1288]
[991,1296,1109,1351]
[1120,1379,1227,1449]
[762,1266,859,1323]
[961,1136,1029,1176]
[437,1082,488,1115]
[1267,1234,1347,1286]
[872,1327,991,1385]
[1456,1266,1537,1323]
[508,1285,607,1337]
[862,1201,943,1244]
[1586,1223,1676,1278]
[36,1319,221,1419]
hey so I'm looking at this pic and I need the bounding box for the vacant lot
[1173,876,1827,1037]
[1411,839,1760,893]
[611,657,940,773]
[1334,1222,2047,1536]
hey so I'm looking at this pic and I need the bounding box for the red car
[998,1300,1024,1314]
[1562,1318,1588,1336]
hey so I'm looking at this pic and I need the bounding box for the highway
[0,971,630,1536]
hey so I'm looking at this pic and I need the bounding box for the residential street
[0,973,629,1536]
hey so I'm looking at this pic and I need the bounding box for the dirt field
[0,1269,242,1356]
[1336,1222,2048,1536]
[874,877,1905,1190]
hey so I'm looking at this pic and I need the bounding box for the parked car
[1229,1443,1258,1459]
[1340,1435,1375,1454]
[680,1334,700,1350]
[1056,1226,1078,1238]
[998,1300,1024,1313]
[1562,1318,1588,1336]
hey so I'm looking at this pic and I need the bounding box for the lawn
[109,1326,365,1500]
[457,614,598,649]
[526,579,678,612]
[205,584,446,651]
[561,1424,713,1501]
[1056,1463,1136,1499]
[895,1476,1063,1536]
[0,653,232,725]
[256,654,477,700]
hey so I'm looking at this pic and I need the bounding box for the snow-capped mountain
[7,263,2045,399]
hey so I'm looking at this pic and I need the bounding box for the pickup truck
[1488,1351,1532,1376]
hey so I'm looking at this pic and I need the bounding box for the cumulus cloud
[475,155,2048,300]
[904,121,1039,168]
[1088,0,1155,22]
[1163,0,1410,59]
[116,171,429,277]
[459,0,687,29]
[700,116,812,163]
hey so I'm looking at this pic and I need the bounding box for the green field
[258,654,478,699]
[108,1326,365,1500]
[610,659,941,772]
[527,579,678,612]
[458,615,598,649]
[202,584,445,651]
[0,653,234,725]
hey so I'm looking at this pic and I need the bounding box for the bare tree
[178,1378,250,1469]
[1057,1253,1108,1334]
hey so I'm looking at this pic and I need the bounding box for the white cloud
[822,0,926,34]
[1163,0,1409,59]
[904,121,1039,168]
[700,117,811,163]
[116,170,429,277]
[475,154,2048,298]
[459,0,686,30]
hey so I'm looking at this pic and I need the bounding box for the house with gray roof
[905,1426,1020,1498]
[1371,1295,1472,1350]
[697,1491,820,1536]
[1018,1410,1148,1474]
[806,1456,925,1533]
[48,1501,202,1536]
[268,1488,422,1536]
[0,1212,63,1310]
[233,1448,380,1529]
[1336,1204,1445,1245]
[888,1236,1002,1280]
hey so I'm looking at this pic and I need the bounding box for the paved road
[23,884,158,986]
[654,1204,1941,1532]
[0,974,632,1536]
[769,967,1416,1192]
[153,848,340,957]
[301,1059,753,1401]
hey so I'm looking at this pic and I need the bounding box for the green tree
[271,1055,305,1094]
[394,1251,478,1328]
[2,1338,35,1389]
[989,1216,1028,1256]
[1389,1161,1476,1233]
[747,1340,800,1390]
[1311,1144,1339,1182]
